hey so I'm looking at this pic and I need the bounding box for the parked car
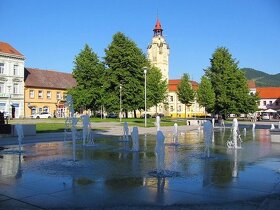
[31,112,52,119]
[152,113,164,118]
[107,113,118,118]
[261,113,270,120]
[95,113,104,118]
[3,111,11,120]
[140,113,152,118]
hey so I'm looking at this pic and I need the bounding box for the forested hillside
[241,68,280,87]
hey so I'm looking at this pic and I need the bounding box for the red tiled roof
[169,79,199,91]
[256,87,280,99]
[0,41,24,57]
[25,68,77,90]
[247,80,256,89]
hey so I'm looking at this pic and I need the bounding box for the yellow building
[168,79,205,118]
[24,68,76,118]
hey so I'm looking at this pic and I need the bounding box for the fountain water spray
[156,116,161,131]
[81,114,94,146]
[221,119,225,128]
[131,127,139,152]
[123,122,129,141]
[243,128,247,136]
[155,130,165,174]
[173,123,179,145]
[212,118,215,128]
[15,124,24,153]
[227,118,242,149]
[71,117,78,161]
[232,149,239,178]
[203,121,212,158]
[65,95,78,161]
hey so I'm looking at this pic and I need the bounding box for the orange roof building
[256,87,280,99]
[168,79,205,118]
[0,41,24,58]
[169,79,199,91]
[256,87,280,111]
[24,68,76,118]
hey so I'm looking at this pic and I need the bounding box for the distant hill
[241,68,280,87]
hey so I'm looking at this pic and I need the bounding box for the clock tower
[147,18,170,82]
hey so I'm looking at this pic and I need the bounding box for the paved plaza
[0,121,280,209]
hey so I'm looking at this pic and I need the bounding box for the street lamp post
[143,67,147,127]
[120,84,122,122]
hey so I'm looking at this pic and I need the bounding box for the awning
[264,108,277,113]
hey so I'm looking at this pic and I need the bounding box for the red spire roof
[153,18,163,36]
[154,19,162,30]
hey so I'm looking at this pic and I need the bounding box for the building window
[170,106,174,112]
[0,83,4,93]
[29,90,34,98]
[0,63,4,74]
[38,107,42,113]
[178,105,181,112]
[170,96,173,102]
[269,101,272,105]
[13,65,19,76]
[13,83,19,94]
[38,90,43,99]
[56,92,61,100]
[43,106,49,112]
[47,91,51,99]
[263,101,266,106]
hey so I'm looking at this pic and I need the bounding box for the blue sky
[1,0,279,82]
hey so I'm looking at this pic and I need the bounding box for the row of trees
[69,32,167,118]
[69,32,259,118]
[162,47,259,118]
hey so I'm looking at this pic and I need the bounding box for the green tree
[205,47,257,117]
[176,73,195,118]
[197,75,215,113]
[69,44,105,112]
[104,32,148,117]
[146,66,168,113]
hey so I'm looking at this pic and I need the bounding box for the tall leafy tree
[197,75,215,113]
[205,47,258,117]
[146,66,168,113]
[69,44,105,112]
[176,73,195,118]
[104,32,148,117]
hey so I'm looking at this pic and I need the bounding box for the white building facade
[256,87,280,111]
[0,42,25,118]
